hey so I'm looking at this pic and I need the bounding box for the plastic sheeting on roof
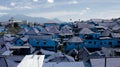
[18,55,45,67]
[17,28,28,35]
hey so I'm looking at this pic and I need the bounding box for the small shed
[65,36,83,51]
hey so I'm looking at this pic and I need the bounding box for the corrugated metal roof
[59,28,73,35]
[90,57,120,67]
[25,28,39,35]
[0,36,4,45]
[29,35,53,40]
[17,28,28,35]
[45,52,75,62]
[46,26,60,34]
[111,33,120,38]
[101,29,111,37]
[77,23,95,28]
[61,25,72,30]
[67,36,83,43]
[79,28,94,34]
[0,57,7,67]
[39,28,49,34]
[43,62,85,67]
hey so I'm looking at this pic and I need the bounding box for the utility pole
[104,57,107,67]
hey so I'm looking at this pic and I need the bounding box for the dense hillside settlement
[1,18,120,67]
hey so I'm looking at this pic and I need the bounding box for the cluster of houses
[1,18,120,67]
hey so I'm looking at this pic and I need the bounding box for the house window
[94,41,96,45]
[118,41,120,44]
[100,42,102,45]
[88,41,92,44]
[104,42,106,44]
[19,42,22,44]
[36,41,39,44]
[43,40,46,45]
[109,42,112,45]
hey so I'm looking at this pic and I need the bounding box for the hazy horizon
[0,0,120,21]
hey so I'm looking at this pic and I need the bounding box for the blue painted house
[46,26,60,39]
[65,36,83,51]
[12,36,28,46]
[12,38,24,46]
[28,35,58,51]
[19,24,29,29]
[44,23,59,27]
[59,26,73,38]
[79,28,100,39]
[84,37,119,48]
[0,26,6,33]
[59,23,73,30]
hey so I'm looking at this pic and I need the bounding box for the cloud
[26,11,79,18]
[47,0,54,3]
[0,5,11,10]
[10,2,16,6]
[0,12,8,16]
[32,0,39,2]
[20,6,32,9]
[26,7,91,18]
[79,8,90,15]
[86,7,90,10]
[68,0,78,4]
[14,6,32,9]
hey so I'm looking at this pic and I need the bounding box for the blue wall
[84,38,119,48]
[79,33,100,39]
[65,43,83,51]
[65,38,119,51]
[28,38,58,51]
[14,39,24,46]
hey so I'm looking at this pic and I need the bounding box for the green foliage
[7,23,20,34]
[14,23,19,28]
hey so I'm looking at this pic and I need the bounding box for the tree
[14,22,19,28]
[0,23,2,26]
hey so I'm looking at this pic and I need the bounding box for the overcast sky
[0,0,120,21]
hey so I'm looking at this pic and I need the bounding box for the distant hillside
[0,14,62,23]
